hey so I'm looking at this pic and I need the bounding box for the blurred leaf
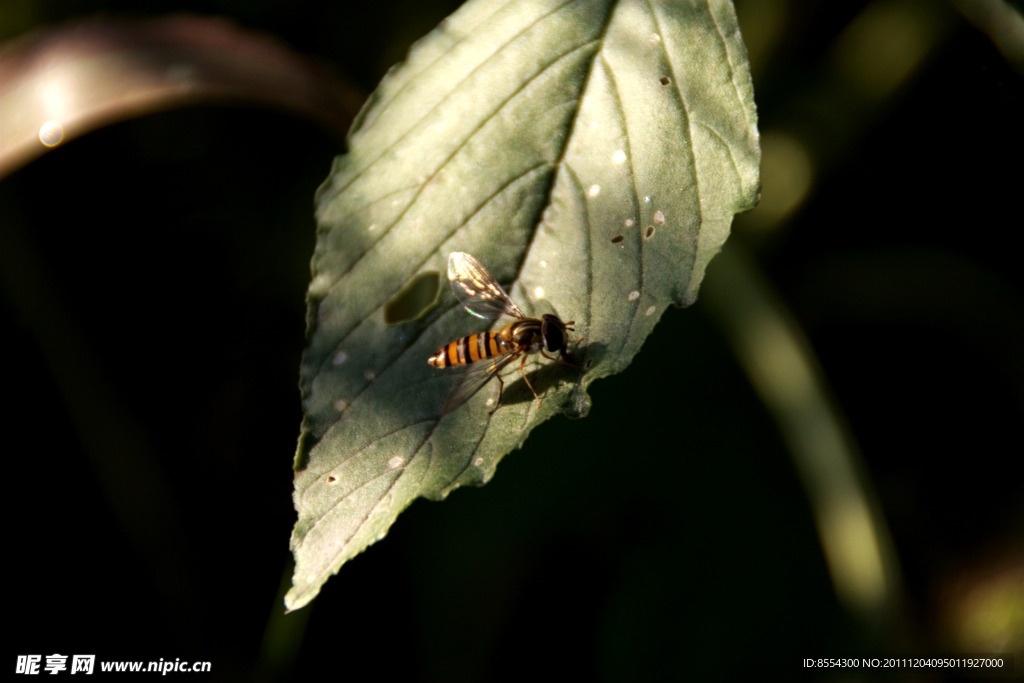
[288,0,759,610]
[0,15,363,179]
[953,0,1024,73]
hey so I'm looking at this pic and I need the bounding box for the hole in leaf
[384,270,440,324]
[610,234,624,243]
[659,76,671,86]
[645,226,655,239]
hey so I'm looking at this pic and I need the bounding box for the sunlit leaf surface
[288,0,759,610]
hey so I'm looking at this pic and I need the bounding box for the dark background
[2,0,1021,680]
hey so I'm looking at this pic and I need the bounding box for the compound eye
[541,318,565,352]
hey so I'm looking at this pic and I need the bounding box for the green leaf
[287,0,759,610]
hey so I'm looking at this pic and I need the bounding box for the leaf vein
[312,162,552,382]
[355,0,518,136]
[696,121,744,200]
[307,418,438,480]
[505,0,617,317]
[704,0,747,122]
[598,53,645,359]
[327,0,580,202]
[560,162,594,337]
[648,0,704,296]
[321,36,603,299]
[302,419,437,552]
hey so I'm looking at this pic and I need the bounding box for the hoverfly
[429,252,578,415]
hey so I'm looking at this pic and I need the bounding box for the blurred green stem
[252,557,313,682]
[702,240,903,625]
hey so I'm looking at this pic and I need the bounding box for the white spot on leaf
[653,210,665,225]
[333,398,348,412]
[624,218,635,228]
[646,305,656,316]
[534,286,545,300]
[364,370,376,381]
[612,150,627,164]
[387,456,404,469]
[628,291,640,301]
[588,184,601,197]
[332,350,348,365]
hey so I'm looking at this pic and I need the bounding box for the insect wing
[448,252,525,320]
[441,352,518,414]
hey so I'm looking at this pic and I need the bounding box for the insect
[429,252,578,415]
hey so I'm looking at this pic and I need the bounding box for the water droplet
[610,235,624,244]
[628,291,640,301]
[646,305,656,316]
[588,184,601,198]
[539,260,548,268]
[624,218,635,228]
[474,457,484,467]
[333,398,348,412]
[332,350,348,365]
[660,76,672,86]
[326,475,338,485]
[644,195,652,203]
[38,121,64,147]
[534,286,545,300]
[653,210,665,224]
[364,370,376,381]
[645,226,655,239]
[612,150,627,164]
[387,456,404,469]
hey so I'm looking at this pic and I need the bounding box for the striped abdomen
[429,332,511,368]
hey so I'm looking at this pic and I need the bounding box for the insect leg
[564,322,584,345]
[519,354,541,409]
[541,350,581,370]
